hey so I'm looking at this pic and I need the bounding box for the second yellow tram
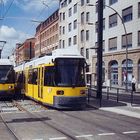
[15,48,87,109]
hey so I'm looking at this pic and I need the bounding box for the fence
[87,85,140,107]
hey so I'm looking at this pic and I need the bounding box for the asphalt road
[0,107,140,140]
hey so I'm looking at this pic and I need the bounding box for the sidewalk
[87,97,140,119]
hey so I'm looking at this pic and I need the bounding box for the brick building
[15,38,35,65]
[35,9,59,57]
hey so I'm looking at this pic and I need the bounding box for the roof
[15,47,84,70]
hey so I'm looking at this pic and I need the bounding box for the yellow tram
[0,59,15,98]
[15,48,87,109]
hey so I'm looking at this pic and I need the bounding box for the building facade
[59,0,140,88]
[15,38,35,65]
[35,10,59,57]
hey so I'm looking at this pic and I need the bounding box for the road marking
[75,134,93,138]
[49,137,67,140]
[123,131,138,134]
[98,133,115,136]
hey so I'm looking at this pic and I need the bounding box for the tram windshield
[55,58,86,87]
[0,65,15,83]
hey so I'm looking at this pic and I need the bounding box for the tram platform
[87,96,140,119]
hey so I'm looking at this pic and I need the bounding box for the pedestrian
[131,75,136,92]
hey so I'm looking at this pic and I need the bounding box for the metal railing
[87,85,140,107]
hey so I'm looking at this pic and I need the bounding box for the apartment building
[59,0,140,88]
[35,10,59,57]
[15,38,35,65]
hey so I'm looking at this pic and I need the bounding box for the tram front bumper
[53,96,87,109]
[0,90,14,97]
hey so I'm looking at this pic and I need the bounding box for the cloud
[0,25,32,57]
[0,0,9,4]
[0,25,18,39]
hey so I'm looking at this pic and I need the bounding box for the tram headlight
[56,90,64,95]
[8,86,13,89]
[80,90,85,95]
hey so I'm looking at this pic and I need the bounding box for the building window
[63,12,65,20]
[138,2,140,18]
[73,4,77,13]
[95,21,98,32]
[138,31,140,46]
[95,1,98,13]
[122,59,133,86]
[86,49,89,59]
[62,26,65,34]
[81,12,84,24]
[81,47,84,56]
[81,0,84,6]
[109,0,118,5]
[59,13,62,22]
[61,0,67,8]
[68,23,72,32]
[69,8,72,17]
[86,12,90,23]
[73,20,77,29]
[86,30,89,41]
[68,38,71,46]
[68,0,72,4]
[59,26,61,35]
[122,33,132,49]
[109,13,117,28]
[86,0,90,4]
[109,60,118,85]
[73,35,77,45]
[109,37,117,51]
[62,40,65,48]
[122,6,133,23]
[103,18,105,30]
[59,40,61,48]
[81,30,84,42]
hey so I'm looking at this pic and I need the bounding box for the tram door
[38,66,43,99]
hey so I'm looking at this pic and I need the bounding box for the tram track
[13,100,77,140]
[10,99,140,139]
[0,114,19,140]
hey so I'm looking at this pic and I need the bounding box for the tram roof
[15,47,84,70]
[0,59,13,65]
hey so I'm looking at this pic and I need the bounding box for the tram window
[7,68,15,83]
[32,69,38,85]
[28,70,33,84]
[17,73,23,83]
[44,66,55,86]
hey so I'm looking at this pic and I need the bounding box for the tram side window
[32,69,38,85]
[7,68,15,83]
[28,70,33,84]
[16,72,24,83]
[44,66,55,86]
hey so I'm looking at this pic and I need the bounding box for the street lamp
[0,40,6,58]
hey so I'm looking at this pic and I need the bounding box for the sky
[0,0,59,58]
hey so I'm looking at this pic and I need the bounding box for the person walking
[131,75,136,92]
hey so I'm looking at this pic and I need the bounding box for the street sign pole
[96,0,103,103]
